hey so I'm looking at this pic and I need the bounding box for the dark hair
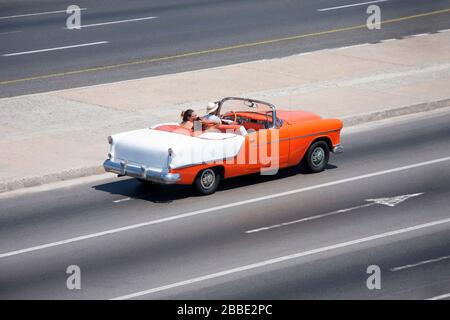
[181,109,194,122]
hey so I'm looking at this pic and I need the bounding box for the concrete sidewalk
[1,31,450,192]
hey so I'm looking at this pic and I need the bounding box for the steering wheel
[230,111,237,123]
[222,111,238,124]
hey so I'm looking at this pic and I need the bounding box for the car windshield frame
[215,97,278,129]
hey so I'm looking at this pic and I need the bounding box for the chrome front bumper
[332,144,344,154]
[103,159,181,184]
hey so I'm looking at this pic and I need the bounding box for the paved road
[0,110,449,299]
[1,0,450,97]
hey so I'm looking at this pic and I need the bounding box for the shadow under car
[93,163,338,203]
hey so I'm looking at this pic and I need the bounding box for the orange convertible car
[103,97,343,195]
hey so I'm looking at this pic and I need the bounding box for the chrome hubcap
[311,147,325,166]
[200,169,215,189]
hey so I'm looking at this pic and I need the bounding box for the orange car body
[103,97,343,193]
[170,110,342,185]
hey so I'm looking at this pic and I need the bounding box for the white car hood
[110,128,245,170]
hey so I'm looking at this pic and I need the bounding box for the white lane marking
[246,193,424,233]
[411,33,429,37]
[381,38,396,43]
[0,157,449,259]
[318,0,388,12]
[366,192,424,207]
[111,217,450,300]
[67,16,157,29]
[2,41,109,56]
[113,197,132,203]
[390,255,450,272]
[0,8,87,20]
[335,43,369,50]
[246,203,374,234]
[0,30,22,36]
[427,293,450,300]
[438,29,450,33]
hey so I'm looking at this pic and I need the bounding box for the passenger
[180,109,197,130]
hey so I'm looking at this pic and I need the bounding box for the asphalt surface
[0,110,449,299]
[1,0,450,97]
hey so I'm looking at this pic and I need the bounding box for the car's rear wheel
[304,141,329,173]
[194,168,221,195]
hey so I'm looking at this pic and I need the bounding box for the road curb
[0,166,104,194]
[342,98,450,127]
[1,98,449,194]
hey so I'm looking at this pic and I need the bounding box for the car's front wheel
[194,168,221,195]
[304,141,329,173]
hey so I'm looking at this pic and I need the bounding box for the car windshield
[218,98,273,118]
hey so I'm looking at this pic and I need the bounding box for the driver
[202,102,222,125]
[203,102,236,126]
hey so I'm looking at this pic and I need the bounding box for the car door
[246,122,290,174]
